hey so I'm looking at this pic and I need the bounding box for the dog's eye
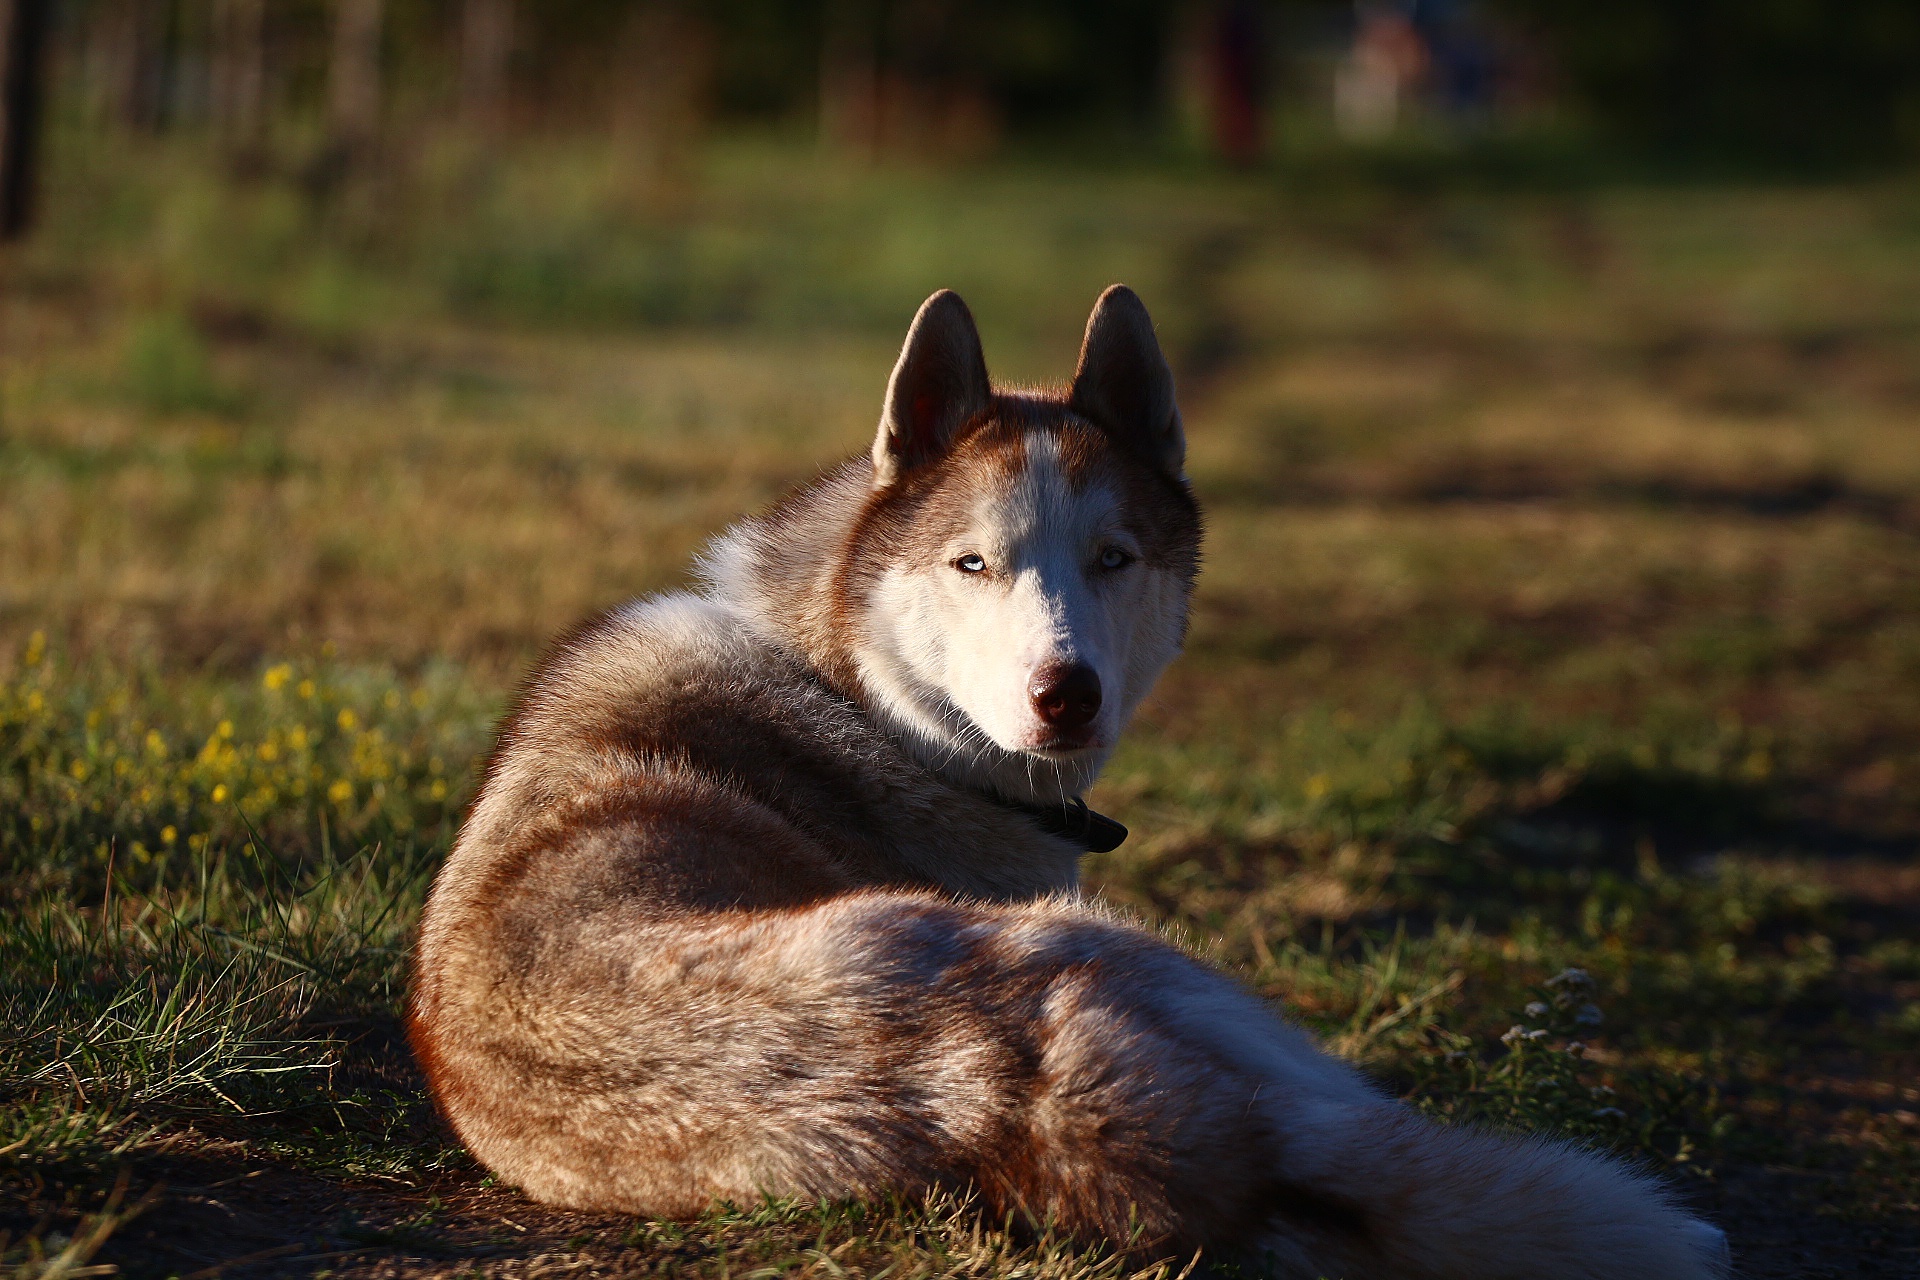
[954,553,987,574]
[1098,548,1134,570]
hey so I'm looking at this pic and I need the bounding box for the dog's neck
[696,461,1103,808]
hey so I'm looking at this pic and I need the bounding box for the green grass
[2,131,1919,1274]
[0,650,472,1183]
[4,643,1911,1273]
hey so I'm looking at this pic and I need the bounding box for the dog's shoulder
[488,591,847,799]
[421,592,863,937]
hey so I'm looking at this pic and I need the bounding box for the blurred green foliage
[119,312,246,418]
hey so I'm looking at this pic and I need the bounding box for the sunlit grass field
[3,135,1920,1276]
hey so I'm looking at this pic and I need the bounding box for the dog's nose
[1029,662,1102,732]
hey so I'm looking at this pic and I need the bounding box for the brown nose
[1029,662,1102,732]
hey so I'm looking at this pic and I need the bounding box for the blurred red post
[1206,0,1266,165]
[0,0,51,239]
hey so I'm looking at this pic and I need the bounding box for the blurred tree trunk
[819,0,877,159]
[93,0,161,133]
[329,0,383,154]
[878,0,998,159]
[611,2,712,203]
[210,0,267,155]
[0,0,51,240]
[460,0,513,134]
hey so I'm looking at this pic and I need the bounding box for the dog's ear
[873,290,992,489]
[1069,285,1184,476]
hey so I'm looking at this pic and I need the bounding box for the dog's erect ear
[1069,285,1184,476]
[872,290,992,488]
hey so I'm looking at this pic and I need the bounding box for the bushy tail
[1259,1101,1730,1280]
[417,888,1726,1280]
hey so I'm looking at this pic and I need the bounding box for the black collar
[993,794,1128,853]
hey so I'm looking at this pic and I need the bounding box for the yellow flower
[263,663,293,691]
[297,679,316,700]
[258,741,279,762]
[25,691,43,713]
[145,729,167,757]
[337,708,358,731]
[217,720,234,739]
[429,779,448,801]
[68,759,90,781]
[24,630,45,666]
[1305,772,1332,801]
[211,783,230,803]
[328,779,354,805]
[161,825,178,845]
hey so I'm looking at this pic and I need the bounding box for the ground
[2,138,1919,1277]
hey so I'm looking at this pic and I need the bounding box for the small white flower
[1524,1001,1549,1019]
[1500,1025,1528,1044]
[1575,1003,1604,1027]
[1592,1106,1627,1121]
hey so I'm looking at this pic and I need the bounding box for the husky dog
[411,287,1729,1279]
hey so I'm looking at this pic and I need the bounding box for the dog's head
[844,286,1202,799]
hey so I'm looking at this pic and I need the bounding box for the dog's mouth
[1024,733,1102,757]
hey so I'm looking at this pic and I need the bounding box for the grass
[1,130,1918,1275]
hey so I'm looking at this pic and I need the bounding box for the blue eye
[1099,548,1134,570]
[955,554,987,574]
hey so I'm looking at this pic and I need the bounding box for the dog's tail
[1257,1097,1730,1280]
[413,888,1726,1280]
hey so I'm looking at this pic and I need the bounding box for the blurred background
[4,0,1920,673]
[3,3,1920,1273]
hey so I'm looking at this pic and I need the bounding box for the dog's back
[412,288,1729,1279]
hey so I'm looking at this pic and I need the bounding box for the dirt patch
[1710,1165,1920,1280]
